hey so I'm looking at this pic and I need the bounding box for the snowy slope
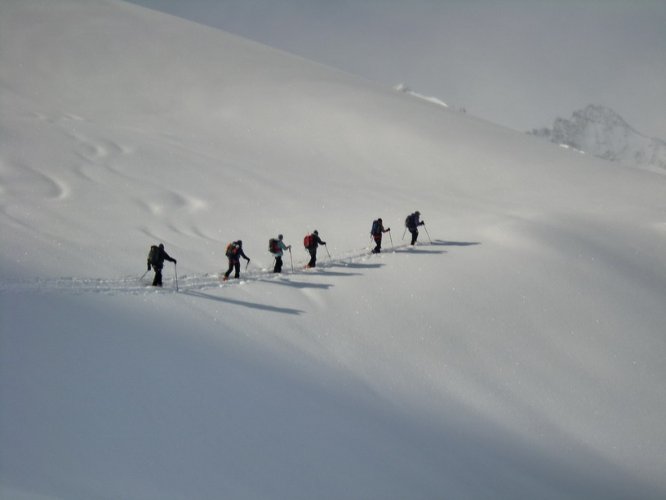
[2,1,666,499]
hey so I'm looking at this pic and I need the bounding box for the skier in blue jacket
[271,234,291,273]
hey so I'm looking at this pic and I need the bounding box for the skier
[370,218,390,253]
[270,234,291,273]
[147,243,177,287]
[304,230,326,268]
[406,211,425,245]
[223,240,251,281]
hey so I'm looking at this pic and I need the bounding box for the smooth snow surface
[1,1,666,499]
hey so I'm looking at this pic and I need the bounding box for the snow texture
[1,1,666,499]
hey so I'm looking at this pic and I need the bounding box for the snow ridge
[394,83,449,108]
[530,104,666,171]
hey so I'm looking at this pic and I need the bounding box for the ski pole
[174,262,179,292]
[289,248,294,272]
[245,259,250,271]
[422,223,432,243]
[140,269,150,281]
[325,244,331,260]
[388,230,394,248]
[402,227,406,240]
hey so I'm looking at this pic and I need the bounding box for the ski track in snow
[0,243,440,295]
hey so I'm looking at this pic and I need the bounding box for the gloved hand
[174,259,177,265]
[387,227,391,231]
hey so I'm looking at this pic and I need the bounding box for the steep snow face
[2,2,666,500]
[531,104,666,171]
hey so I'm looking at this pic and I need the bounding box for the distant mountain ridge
[530,104,666,171]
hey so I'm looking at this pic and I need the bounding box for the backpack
[225,242,239,258]
[148,245,160,266]
[303,234,314,248]
[405,214,414,228]
[269,238,280,254]
[371,219,380,235]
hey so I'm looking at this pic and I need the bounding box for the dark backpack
[269,238,280,254]
[405,214,415,228]
[371,219,380,235]
[303,234,314,248]
[148,245,160,266]
[225,242,239,258]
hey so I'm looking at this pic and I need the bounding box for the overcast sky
[127,0,666,138]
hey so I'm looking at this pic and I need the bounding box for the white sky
[127,0,666,138]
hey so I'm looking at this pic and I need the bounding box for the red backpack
[225,242,239,258]
[303,234,314,248]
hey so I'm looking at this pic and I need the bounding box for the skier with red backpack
[370,218,390,253]
[304,230,326,268]
[223,240,251,281]
[269,234,291,273]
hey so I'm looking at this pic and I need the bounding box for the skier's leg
[223,259,234,280]
[154,267,163,286]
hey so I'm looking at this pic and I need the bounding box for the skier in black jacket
[371,218,390,253]
[147,243,177,287]
[406,211,425,245]
[223,240,251,281]
[306,230,326,268]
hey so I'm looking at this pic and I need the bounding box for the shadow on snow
[182,289,304,315]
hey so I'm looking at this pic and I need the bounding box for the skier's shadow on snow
[331,262,384,270]
[395,247,447,255]
[263,279,333,290]
[430,239,481,247]
[303,269,363,277]
[182,290,304,315]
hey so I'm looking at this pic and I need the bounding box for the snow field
[2,1,666,499]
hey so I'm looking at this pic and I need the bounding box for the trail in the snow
[0,242,435,295]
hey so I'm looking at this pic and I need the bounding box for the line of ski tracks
[1,245,417,295]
